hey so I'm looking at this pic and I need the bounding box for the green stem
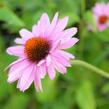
[71,60,109,78]
[78,0,86,59]
[81,0,86,15]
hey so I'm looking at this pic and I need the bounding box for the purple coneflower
[93,3,109,31]
[7,13,79,92]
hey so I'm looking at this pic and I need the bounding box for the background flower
[93,2,109,31]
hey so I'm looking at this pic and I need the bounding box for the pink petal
[50,40,61,52]
[37,65,46,79]
[8,59,30,83]
[46,12,59,37]
[55,16,68,32]
[34,67,43,92]
[104,4,109,16]
[6,58,26,71]
[97,23,107,31]
[61,27,78,43]
[32,25,40,37]
[107,21,109,27]
[47,64,56,80]
[21,73,34,92]
[60,38,79,49]
[93,3,104,15]
[52,56,66,74]
[19,28,34,40]
[9,59,29,74]
[19,71,34,92]
[38,13,50,36]
[46,55,52,66]
[50,17,69,41]
[37,60,45,66]
[14,38,25,44]
[55,50,75,60]
[51,54,71,67]
[7,46,25,57]
[106,3,109,16]
[17,64,34,92]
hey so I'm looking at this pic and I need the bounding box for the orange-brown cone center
[99,16,108,24]
[24,37,50,62]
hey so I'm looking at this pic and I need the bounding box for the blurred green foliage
[0,0,109,109]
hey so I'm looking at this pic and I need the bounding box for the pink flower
[93,3,109,31]
[6,12,79,92]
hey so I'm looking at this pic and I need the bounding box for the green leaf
[76,80,96,109]
[0,7,25,28]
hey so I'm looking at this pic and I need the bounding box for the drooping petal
[47,64,56,80]
[51,56,66,74]
[51,54,71,67]
[20,72,34,92]
[37,65,46,79]
[50,40,61,52]
[37,59,45,66]
[8,59,30,83]
[17,64,34,92]
[46,55,52,66]
[34,67,43,92]
[53,50,75,60]
[6,58,26,70]
[8,59,29,74]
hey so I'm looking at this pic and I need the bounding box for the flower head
[6,12,79,92]
[93,3,109,31]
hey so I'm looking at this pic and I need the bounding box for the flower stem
[78,0,86,59]
[71,60,109,78]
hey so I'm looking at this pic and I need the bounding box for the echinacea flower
[93,3,109,31]
[6,12,79,92]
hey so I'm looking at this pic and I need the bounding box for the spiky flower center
[24,37,50,62]
[99,16,108,24]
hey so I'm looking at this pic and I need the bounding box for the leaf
[0,7,25,28]
[76,80,96,109]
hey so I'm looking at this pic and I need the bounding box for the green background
[0,0,109,109]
